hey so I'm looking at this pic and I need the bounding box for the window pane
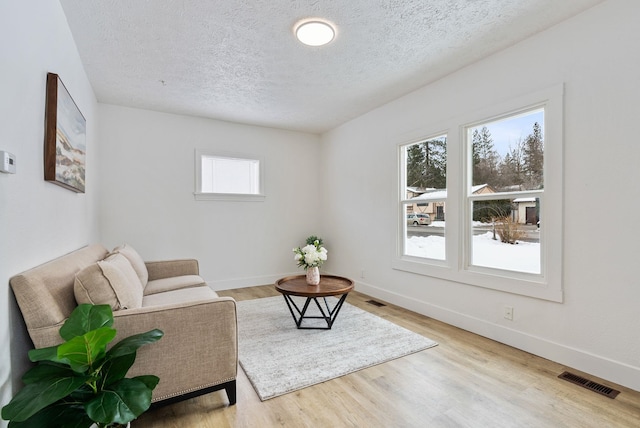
[470,109,544,192]
[470,199,540,274]
[202,156,260,195]
[404,203,445,260]
[468,109,543,274]
[403,135,447,261]
[405,136,447,190]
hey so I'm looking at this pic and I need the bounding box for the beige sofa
[9,244,237,406]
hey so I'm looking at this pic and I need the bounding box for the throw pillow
[74,253,144,310]
[110,243,149,287]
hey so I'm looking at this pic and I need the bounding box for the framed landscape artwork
[44,72,86,193]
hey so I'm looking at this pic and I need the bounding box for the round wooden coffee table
[275,275,354,329]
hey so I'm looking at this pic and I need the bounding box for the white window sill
[392,257,563,302]
[194,192,266,202]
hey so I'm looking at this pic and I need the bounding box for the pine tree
[498,140,525,189]
[523,122,544,189]
[406,138,446,189]
[472,127,499,187]
[424,137,447,189]
[406,143,426,188]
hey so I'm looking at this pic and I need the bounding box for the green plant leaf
[21,362,75,385]
[132,375,160,391]
[106,329,163,359]
[28,345,62,364]
[57,326,117,373]
[1,376,89,422]
[101,352,136,387]
[68,383,95,404]
[85,378,153,425]
[306,235,323,246]
[60,304,113,341]
[6,401,91,428]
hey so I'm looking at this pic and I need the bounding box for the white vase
[306,266,320,285]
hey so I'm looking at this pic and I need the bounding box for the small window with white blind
[195,150,265,201]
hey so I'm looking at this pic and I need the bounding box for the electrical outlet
[360,270,365,279]
[504,306,514,320]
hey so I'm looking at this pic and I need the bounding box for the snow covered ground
[406,227,540,274]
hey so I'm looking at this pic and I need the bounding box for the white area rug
[236,296,438,400]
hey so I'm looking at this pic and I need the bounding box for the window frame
[194,149,265,201]
[398,133,449,265]
[393,84,564,302]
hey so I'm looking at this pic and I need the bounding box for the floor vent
[366,300,386,307]
[558,371,620,399]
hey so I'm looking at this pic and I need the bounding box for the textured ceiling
[60,0,603,134]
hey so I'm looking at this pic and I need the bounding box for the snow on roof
[411,184,489,201]
[407,187,436,194]
[412,189,447,201]
[472,184,489,193]
[513,197,536,202]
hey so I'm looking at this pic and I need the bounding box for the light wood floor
[136,285,640,428]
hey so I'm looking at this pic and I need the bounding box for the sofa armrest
[112,297,237,402]
[145,259,200,281]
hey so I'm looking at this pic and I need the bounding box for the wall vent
[366,300,386,307]
[558,371,620,399]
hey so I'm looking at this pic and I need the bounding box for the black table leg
[282,293,350,329]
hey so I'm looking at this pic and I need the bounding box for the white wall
[0,0,100,420]
[3,3,637,422]
[98,105,321,288]
[321,0,640,391]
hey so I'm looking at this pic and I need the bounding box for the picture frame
[44,72,86,193]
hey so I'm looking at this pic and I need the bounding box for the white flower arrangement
[293,236,328,269]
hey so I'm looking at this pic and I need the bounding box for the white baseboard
[354,280,640,393]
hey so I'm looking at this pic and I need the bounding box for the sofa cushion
[74,253,144,310]
[144,275,207,296]
[142,286,219,307]
[110,244,149,287]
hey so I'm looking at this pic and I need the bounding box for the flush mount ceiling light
[294,19,335,46]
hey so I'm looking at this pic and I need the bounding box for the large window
[395,85,563,302]
[194,150,265,201]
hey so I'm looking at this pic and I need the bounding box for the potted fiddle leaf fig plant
[1,304,163,428]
